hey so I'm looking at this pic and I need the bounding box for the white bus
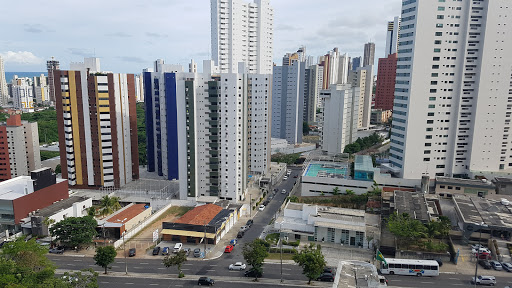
[380,259,439,277]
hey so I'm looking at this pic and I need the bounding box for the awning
[314,221,365,233]
[161,229,216,239]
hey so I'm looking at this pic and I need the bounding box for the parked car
[316,273,335,282]
[197,277,215,286]
[471,275,496,286]
[49,247,64,254]
[230,239,238,246]
[472,244,486,250]
[281,189,287,194]
[501,262,512,272]
[263,200,270,206]
[472,247,491,255]
[479,260,492,270]
[162,247,170,255]
[246,219,253,227]
[287,169,291,175]
[128,248,136,257]
[258,205,265,211]
[490,260,502,271]
[229,262,246,270]
[237,231,244,238]
[152,246,161,255]
[193,248,201,258]
[224,245,234,253]
[378,275,388,286]
[244,269,263,278]
[293,175,298,178]
[183,248,191,256]
[240,225,248,232]
[323,267,335,274]
[283,176,288,180]
[173,243,183,253]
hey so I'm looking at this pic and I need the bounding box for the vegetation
[290,187,382,210]
[98,196,122,217]
[266,253,295,261]
[163,250,188,278]
[265,233,280,245]
[271,153,301,165]
[0,237,98,287]
[55,164,62,174]
[136,102,147,166]
[40,150,60,161]
[61,269,99,288]
[332,187,340,195]
[93,246,117,274]
[242,239,269,280]
[20,108,59,144]
[343,132,383,154]
[50,216,98,248]
[303,122,310,135]
[293,243,326,284]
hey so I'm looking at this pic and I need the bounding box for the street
[386,273,512,287]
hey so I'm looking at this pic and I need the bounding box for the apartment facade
[46,57,60,104]
[363,42,375,66]
[0,56,8,106]
[385,16,401,57]
[304,64,324,123]
[53,58,139,188]
[0,115,41,181]
[272,61,305,144]
[211,0,273,74]
[375,53,397,111]
[12,84,34,112]
[389,0,512,179]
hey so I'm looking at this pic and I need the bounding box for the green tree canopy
[386,212,427,248]
[242,239,269,280]
[162,250,188,278]
[50,216,98,248]
[98,196,122,217]
[303,122,310,135]
[93,246,117,274]
[61,269,99,288]
[293,243,326,284]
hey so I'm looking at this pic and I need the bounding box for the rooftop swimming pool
[304,163,349,178]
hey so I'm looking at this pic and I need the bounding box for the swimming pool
[305,163,348,178]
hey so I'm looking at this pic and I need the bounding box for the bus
[380,259,439,277]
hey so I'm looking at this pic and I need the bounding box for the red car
[224,245,234,253]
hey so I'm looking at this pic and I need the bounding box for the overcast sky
[0,0,401,72]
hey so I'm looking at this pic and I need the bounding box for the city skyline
[0,0,401,72]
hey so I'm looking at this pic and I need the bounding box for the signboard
[153,229,159,243]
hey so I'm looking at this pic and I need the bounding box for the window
[436,23,444,28]
[430,89,437,93]
[428,112,435,116]
[434,48,441,53]
[426,135,433,139]
[440,185,445,188]
[429,97,436,100]
[428,104,436,108]
[424,158,431,161]
[435,32,443,36]
[437,15,444,19]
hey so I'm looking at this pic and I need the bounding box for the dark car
[128,248,136,257]
[246,219,254,227]
[244,269,263,278]
[183,248,191,256]
[49,247,64,254]
[478,260,492,270]
[152,246,161,255]
[427,258,443,267]
[197,277,215,286]
[237,231,244,238]
[324,267,335,274]
[193,248,201,258]
[317,273,335,282]
[263,200,270,206]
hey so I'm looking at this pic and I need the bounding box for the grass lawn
[266,253,295,261]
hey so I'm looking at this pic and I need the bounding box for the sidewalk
[55,269,331,287]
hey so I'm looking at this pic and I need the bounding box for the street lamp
[474,222,487,288]
[118,218,128,275]
[278,221,284,283]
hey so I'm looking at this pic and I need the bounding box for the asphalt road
[386,273,512,287]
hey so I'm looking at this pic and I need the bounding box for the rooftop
[174,204,223,226]
[304,161,349,178]
[394,191,431,222]
[436,177,495,189]
[33,196,89,218]
[494,177,512,184]
[354,155,374,172]
[453,196,512,229]
[335,261,381,288]
[105,204,148,224]
[0,176,34,200]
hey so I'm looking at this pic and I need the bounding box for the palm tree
[99,196,122,217]
[86,206,98,217]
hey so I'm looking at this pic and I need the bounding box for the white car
[281,189,287,194]
[173,243,183,253]
[283,176,288,180]
[259,205,265,211]
[472,247,491,255]
[229,262,246,270]
[471,275,496,286]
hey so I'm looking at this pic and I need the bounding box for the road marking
[449,278,460,280]
[184,264,193,266]
[149,284,158,286]
[88,264,95,267]
[117,261,125,264]
[390,280,401,282]
[175,285,183,287]
[73,259,82,262]
[209,264,217,266]
[181,269,189,271]
[133,266,142,269]
[66,264,75,266]
[283,273,291,276]
[283,268,292,271]
[158,268,165,270]
[112,266,119,268]
[140,262,149,265]
[206,270,216,272]
[125,283,134,285]
[100,282,109,284]
[421,282,434,284]
[453,284,463,286]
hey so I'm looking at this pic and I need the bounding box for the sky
[0,0,402,73]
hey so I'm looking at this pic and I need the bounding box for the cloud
[116,56,146,63]
[24,24,54,33]
[106,32,132,38]
[146,32,168,38]
[0,51,43,65]
[276,24,302,31]
[68,48,94,57]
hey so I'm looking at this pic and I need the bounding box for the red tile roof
[175,204,222,225]
[106,204,148,224]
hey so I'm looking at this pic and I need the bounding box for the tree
[50,216,98,248]
[242,239,269,280]
[162,250,188,278]
[86,206,97,217]
[62,269,99,288]
[93,246,117,274]
[303,122,310,135]
[332,187,340,195]
[98,196,122,217]
[345,189,355,196]
[386,212,427,248]
[293,243,326,284]
[55,164,62,174]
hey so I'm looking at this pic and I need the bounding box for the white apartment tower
[389,0,512,179]
[0,56,8,106]
[211,0,274,74]
[385,16,401,57]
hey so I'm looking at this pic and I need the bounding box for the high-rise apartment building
[375,53,397,111]
[351,56,362,71]
[320,84,359,155]
[282,46,306,66]
[385,17,401,57]
[12,84,34,112]
[47,57,60,104]
[53,58,139,188]
[33,74,50,105]
[211,0,273,74]
[272,61,305,144]
[350,66,373,129]
[363,42,375,66]
[304,64,323,123]
[0,115,41,181]
[318,48,350,89]
[388,0,512,179]
[145,60,270,202]
[0,56,8,106]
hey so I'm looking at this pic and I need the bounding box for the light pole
[279,221,284,283]
[118,218,128,275]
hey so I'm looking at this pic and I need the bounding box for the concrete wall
[125,206,152,231]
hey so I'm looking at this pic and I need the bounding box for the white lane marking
[125,283,134,285]
[73,259,82,262]
[449,278,460,280]
[283,273,291,276]
[283,268,292,271]
[453,284,463,286]
[66,264,75,266]
[206,270,216,272]
[181,269,189,271]
[112,266,120,268]
[133,266,142,269]
[117,261,124,264]
[209,265,217,266]
[421,282,434,284]
[100,282,109,284]
[149,284,158,286]
[158,268,166,270]
[140,262,149,265]
[89,264,95,267]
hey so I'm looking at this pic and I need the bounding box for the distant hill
[4,72,47,82]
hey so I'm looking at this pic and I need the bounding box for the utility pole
[280,222,283,283]
[250,195,252,217]
[204,222,207,259]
